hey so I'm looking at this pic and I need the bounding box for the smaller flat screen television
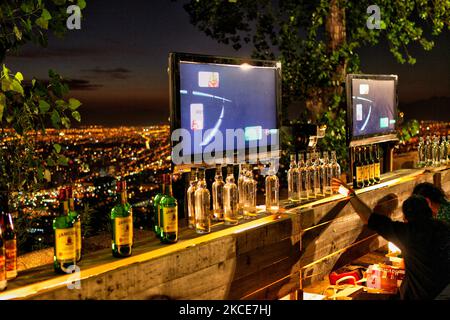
[169,52,282,167]
[346,74,398,145]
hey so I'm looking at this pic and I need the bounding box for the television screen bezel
[168,52,282,168]
[346,73,399,147]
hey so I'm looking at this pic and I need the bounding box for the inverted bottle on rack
[223,164,239,225]
[265,162,279,214]
[212,164,225,222]
[195,168,211,234]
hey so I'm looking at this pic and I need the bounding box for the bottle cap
[116,180,127,192]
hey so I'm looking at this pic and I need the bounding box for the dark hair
[413,182,446,204]
[403,195,433,222]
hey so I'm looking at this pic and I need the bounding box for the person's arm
[331,178,371,224]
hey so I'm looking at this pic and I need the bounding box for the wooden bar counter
[0,167,448,300]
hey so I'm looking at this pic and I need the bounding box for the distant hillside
[401,96,450,121]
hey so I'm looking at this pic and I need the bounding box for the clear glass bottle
[417,137,425,167]
[223,165,239,225]
[425,135,432,166]
[297,152,308,201]
[331,150,341,181]
[306,153,316,199]
[313,152,321,197]
[432,136,440,167]
[265,163,279,214]
[287,154,298,202]
[194,168,211,234]
[243,167,257,219]
[186,168,197,229]
[321,151,332,196]
[440,136,448,166]
[237,164,247,218]
[212,164,225,221]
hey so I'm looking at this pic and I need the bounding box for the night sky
[5,0,450,126]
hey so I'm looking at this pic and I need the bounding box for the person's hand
[332,178,355,197]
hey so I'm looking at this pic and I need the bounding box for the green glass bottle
[67,186,82,262]
[353,147,364,189]
[152,176,166,238]
[160,174,178,244]
[368,146,375,186]
[0,195,17,280]
[362,146,370,187]
[111,181,133,257]
[374,145,381,184]
[53,188,77,274]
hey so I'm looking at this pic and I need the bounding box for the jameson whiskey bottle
[111,181,133,257]
[194,168,211,234]
[223,164,239,225]
[362,147,370,187]
[153,176,166,237]
[374,144,381,184]
[353,147,364,189]
[67,187,82,262]
[0,218,6,291]
[186,168,197,229]
[160,174,178,243]
[53,188,77,273]
[0,195,17,280]
[368,146,375,186]
[212,164,225,221]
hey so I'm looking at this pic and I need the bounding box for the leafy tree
[0,1,86,210]
[176,0,449,171]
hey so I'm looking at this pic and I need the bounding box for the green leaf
[14,72,24,82]
[57,156,69,166]
[68,98,82,110]
[13,25,22,41]
[41,8,52,20]
[53,144,62,153]
[51,109,61,128]
[35,17,48,29]
[1,79,10,91]
[10,80,24,95]
[39,100,50,113]
[72,111,81,122]
[2,65,9,79]
[61,117,71,128]
[0,93,5,122]
[78,0,86,10]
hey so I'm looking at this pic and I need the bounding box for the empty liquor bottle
[417,137,425,168]
[0,195,17,280]
[287,154,299,202]
[297,153,308,201]
[67,187,82,262]
[313,153,322,197]
[425,135,432,167]
[432,136,440,167]
[160,174,178,243]
[212,164,225,221]
[0,225,6,291]
[237,164,246,217]
[223,165,239,225]
[322,152,333,196]
[243,167,258,218]
[353,147,364,189]
[306,153,316,199]
[194,168,211,234]
[53,188,77,273]
[374,145,381,184]
[186,168,197,229]
[440,136,448,166]
[330,151,341,182]
[111,181,133,257]
[152,176,166,237]
[265,163,279,214]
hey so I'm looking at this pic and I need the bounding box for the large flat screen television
[346,74,398,146]
[169,52,282,168]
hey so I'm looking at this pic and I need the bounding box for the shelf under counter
[0,167,448,300]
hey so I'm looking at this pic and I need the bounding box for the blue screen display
[178,61,278,156]
[351,78,396,137]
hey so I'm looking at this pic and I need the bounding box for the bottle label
[363,165,369,181]
[55,228,76,261]
[5,239,17,273]
[162,206,178,233]
[0,253,5,282]
[75,220,82,253]
[369,164,375,181]
[375,163,381,178]
[356,167,363,182]
[114,216,133,246]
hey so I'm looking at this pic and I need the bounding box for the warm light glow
[240,63,252,70]
[388,242,401,254]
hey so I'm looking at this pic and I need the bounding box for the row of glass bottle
[417,135,450,168]
[287,151,341,202]
[186,162,279,234]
